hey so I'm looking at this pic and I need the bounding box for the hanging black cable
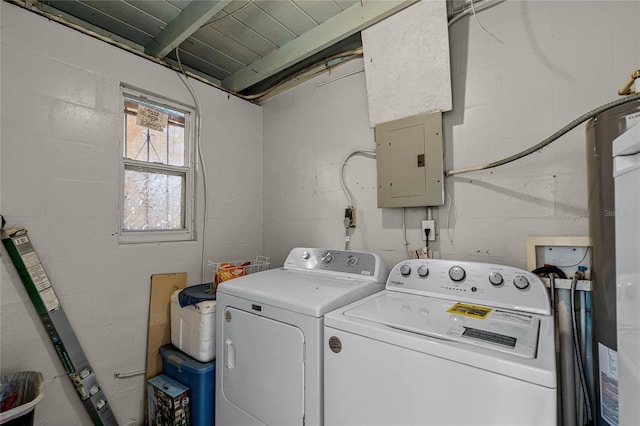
[571,273,593,425]
[532,265,568,279]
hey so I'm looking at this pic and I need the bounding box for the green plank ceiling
[18,0,417,100]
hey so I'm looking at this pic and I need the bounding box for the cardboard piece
[146,273,187,380]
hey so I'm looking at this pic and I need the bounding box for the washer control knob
[417,266,429,277]
[399,264,412,276]
[449,266,466,282]
[321,251,334,264]
[346,255,358,266]
[489,272,504,286]
[513,275,530,290]
[302,251,311,260]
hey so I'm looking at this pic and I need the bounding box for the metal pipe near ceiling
[243,48,364,103]
[618,69,640,96]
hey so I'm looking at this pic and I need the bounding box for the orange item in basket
[215,262,250,285]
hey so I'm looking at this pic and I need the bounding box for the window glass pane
[123,97,185,166]
[123,168,185,231]
[168,123,185,166]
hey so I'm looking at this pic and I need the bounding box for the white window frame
[118,86,196,244]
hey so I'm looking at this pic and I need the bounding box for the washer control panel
[284,247,388,281]
[386,259,550,315]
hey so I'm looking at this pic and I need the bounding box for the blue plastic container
[159,344,215,426]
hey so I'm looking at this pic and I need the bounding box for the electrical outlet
[422,220,436,241]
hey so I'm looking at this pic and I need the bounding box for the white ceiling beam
[221,0,418,93]
[145,0,231,59]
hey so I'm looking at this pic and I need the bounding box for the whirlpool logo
[390,280,404,286]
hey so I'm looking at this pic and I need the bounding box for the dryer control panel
[284,248,388,282]
[387,259,550,315]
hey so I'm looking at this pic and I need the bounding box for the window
[119,87,195,243]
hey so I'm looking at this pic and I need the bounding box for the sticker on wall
[447,303,492,319]
[137,105,168,132]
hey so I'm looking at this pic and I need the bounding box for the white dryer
[324,259,557,426]
[215,247,389,426]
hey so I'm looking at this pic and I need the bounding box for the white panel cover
[362,0,452,125]
[222,307,304,425]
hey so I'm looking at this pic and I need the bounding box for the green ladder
[1,218,119,426]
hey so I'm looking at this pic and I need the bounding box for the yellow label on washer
[447,303,492,319]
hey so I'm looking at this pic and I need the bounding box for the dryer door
[222,307,305,425]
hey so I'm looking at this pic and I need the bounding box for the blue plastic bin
[159,344,215,426]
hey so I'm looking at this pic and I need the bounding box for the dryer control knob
[417,266,429,277]
[399,264,412,276]
[302,251,311,260]
[346,255,358,266]
[513,275,530,290]
[489,272,504,286]
[449,266,466,282]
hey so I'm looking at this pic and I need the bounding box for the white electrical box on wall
[525,236,593,290]
[375,111,444,208]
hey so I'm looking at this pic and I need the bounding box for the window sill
[118,229,195,244]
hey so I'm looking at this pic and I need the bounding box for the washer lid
[344,291,541,358]
[216,268,385,317]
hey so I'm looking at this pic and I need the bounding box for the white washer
[215,247,389,426]
[324,259,557,426]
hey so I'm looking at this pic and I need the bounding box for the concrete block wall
[2,0,639,424]
[0,3,262,424]
[262,1,640,270]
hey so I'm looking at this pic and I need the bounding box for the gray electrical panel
[375,111,444,208]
